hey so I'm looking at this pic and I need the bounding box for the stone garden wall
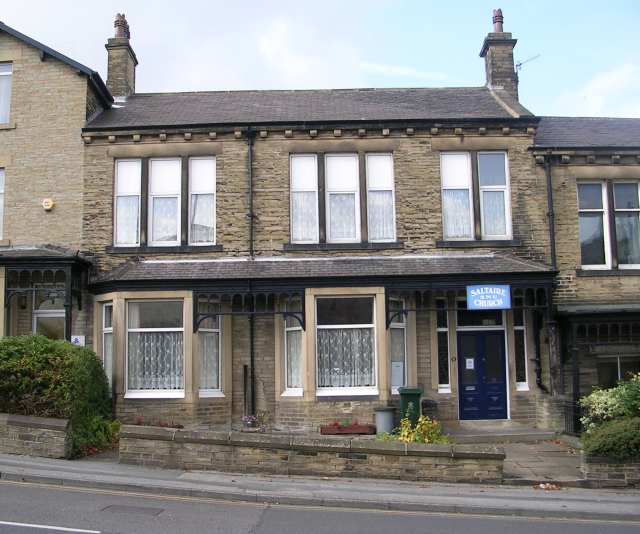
[120,425,504,483]
[0,413,71,459]
[581,454,640,488]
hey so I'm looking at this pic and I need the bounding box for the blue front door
[457,331,507,420]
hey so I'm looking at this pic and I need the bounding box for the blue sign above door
[466,285,511,310]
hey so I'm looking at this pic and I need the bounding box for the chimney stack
[480,8,519,101]
[105,13,138,98]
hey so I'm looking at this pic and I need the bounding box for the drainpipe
[246,128,257,415]
[544,155,557,271]
[247,127,257,259]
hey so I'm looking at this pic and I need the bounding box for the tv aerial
[516,54,541,72]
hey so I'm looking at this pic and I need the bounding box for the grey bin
[374,407,396,434]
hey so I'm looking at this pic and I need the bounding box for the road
[0,480,638,534]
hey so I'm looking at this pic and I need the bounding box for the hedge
[583,417,640,461]
[0,335,116,456]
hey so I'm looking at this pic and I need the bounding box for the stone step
[447,431,557,444]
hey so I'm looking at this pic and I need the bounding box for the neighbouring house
[0,10,638,432]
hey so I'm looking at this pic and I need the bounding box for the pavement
[501,440,584,485]
[0,452,639,523]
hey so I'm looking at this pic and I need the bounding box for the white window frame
[315,295,378,396]
[199,311,223,398]
[0,63,12,124]
[325,153,361,244]
[102,303,114,391]
[188,156,216,246]
[389,298,407,395]
[478,151,512,240]
[0,168,5,240]
[283,302,304,397]
[440,152,474,240]
[31,292,65,338]
[366,153,397,243]
[125,299,185,399]
[148,158,182,247]
[613,181,640,269]
[514,308,528,391]
[578,181,611,270]
[436,298,451,394]
[290,154,319,244]
[113,159,141,247]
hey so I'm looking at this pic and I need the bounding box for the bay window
[102,303,114,391]
[198,301,221,395]
[189,157,216,245]
[149,158,181,246]
[367,154,396,242]
[440,151,511,241]
[326,154,360,243]
[577,181,640,270]
[389,299,407,391]
[126,300,184,398]
[284,299,303,393]
[316,297,376,394]
[290,154,319,243]
[114,159,141,246]
[32,293,65,340]
[0,63,11,124]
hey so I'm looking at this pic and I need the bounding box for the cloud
[552,61,640,117]
[360,62,448,83]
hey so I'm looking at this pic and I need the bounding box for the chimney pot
[492,8,504,32]
[114,13,130,39]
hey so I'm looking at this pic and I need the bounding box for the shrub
[580,373,640,433]
[582,417,640,461]
[379,415,449,444]
[0,335,113,457]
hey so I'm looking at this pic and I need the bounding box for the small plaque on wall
[71,335,85,347]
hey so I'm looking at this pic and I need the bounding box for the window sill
[436,239,521,248]
[437,386,452,394]
[576,269,640,277]
[124,390,185,399]
[199,390,225,398]
[316,387,379,399]
[515,383,529,392]
[107,244,223,254]
[281,388,304,398]
[284,242,403,252]
[0,121,16,131]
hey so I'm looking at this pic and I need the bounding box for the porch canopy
[90,252,556,332]
[0,246,91,340]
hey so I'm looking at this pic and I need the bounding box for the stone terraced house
[0,11,638,432]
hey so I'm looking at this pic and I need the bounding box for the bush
[0,335,114,457]
[580,373,640,433]
[582,417,640,461]
[379,415,449,444]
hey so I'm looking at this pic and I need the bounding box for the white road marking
[0,520,100,533]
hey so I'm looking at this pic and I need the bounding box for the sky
[2,0,639,117]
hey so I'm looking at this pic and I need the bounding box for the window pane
[285,298,303,328]
[35,316,65,340]
[329,193,356,240]
[128,301,183,329]
[190,193,215,244]
[286,329,302,389]
[115,160,141,195]
[390,328,406,388]
[442,189,472,239]
[291,191,318,242]
[615,213,640,265]
[115,196,139,245]
[0,168,5,190]
[436,299,448,328]
[614,183,639,209]
[367,154,393,189]
[103,332,113,390]
[515,329,526,383]
[200,332,220,390]
[104,304,113,328]
[150,159,181,194]
[597,360,618,389]
[0,67,11,124]
[441,153,471,188]
[128,332,183,390]
[437,332,449,385]
[478,153,506,186]
[152,197,178,243]
[190,157,215,193]
[34,293,64,310]
[368,190,394,241]
[291,155,317,190]
[197,300,220,330]
[326,154,358,191]
[513,307,524,327]
[317,297,374,325]
[578,183,603,210]
[0,64,11,74]
[317,328,374,387]
[457,301,503,327]
[482,190,507,236]
[579,212,606,265]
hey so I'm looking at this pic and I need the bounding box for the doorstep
[443,420,557,444]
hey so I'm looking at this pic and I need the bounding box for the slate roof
[0,246,92,265]
[535,116,640,148]
[94,253,552,286]
[84,87,533,130]
[0,21,112,107]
